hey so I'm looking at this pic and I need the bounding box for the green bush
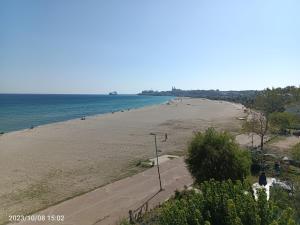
[157,180,296,225]
[185,128,251,183]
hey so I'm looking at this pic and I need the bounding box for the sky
[0,0,299,94]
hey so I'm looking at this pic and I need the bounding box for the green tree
[269,112,297,134]
[185,128,251,183]
[254,89,285,116]
[245,89,286,151]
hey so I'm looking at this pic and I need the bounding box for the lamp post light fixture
[150,132,163,191]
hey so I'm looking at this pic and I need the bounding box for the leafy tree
[245,89,285,149]
[185,128,251,183]
[253,89,285,116]
[269,112,297,134]
[244,88,300,150]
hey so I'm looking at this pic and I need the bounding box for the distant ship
[109,91,118,95]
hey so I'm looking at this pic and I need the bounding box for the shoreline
[0,97,177,136]
[1,97,243,137]
[0,98,245,225]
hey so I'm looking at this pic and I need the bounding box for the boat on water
[109,91,118,95]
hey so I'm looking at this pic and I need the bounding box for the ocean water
[0,94,173,133]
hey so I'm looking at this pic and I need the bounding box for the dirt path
[266,136,300,156]
[268,136,300,150]
[11,158,192,225]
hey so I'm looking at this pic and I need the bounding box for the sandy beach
[0,98,244,224]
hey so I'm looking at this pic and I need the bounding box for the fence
[128,190,161,224]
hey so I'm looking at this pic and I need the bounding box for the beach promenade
[11,157,192,225]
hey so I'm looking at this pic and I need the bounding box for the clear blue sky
[0,0,299,94]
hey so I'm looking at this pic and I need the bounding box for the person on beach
[163,133,168,142]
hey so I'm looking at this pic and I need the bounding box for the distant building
[171,86,181,92]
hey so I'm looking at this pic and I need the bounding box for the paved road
[12,158,192,225]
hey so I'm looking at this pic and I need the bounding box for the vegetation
[270,186,300,223]
[120,126,300,224]
[269,112,298,134]
[185,128,251,183]
[136,159,154,168]
[254,89,285,116]
[124,180,296,225]
[139,88,258,107]
[268,168,300,224]
[139,86,300,111]
[249,89,286,149]
[249,149,263,175]
[126,86,300,225]
[287,104,300,119]
[242,87,300,150]
[243,111,268,150]
[292,143,300,161]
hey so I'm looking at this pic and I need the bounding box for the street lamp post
[150,133,163,191]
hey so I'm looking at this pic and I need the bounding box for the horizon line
[0,89,260,95]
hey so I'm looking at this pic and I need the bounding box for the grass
[265,135,285,145]
[135,159,154,168]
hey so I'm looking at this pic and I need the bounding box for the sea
[0,94,173,133]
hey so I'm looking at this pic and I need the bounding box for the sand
[236,133,270,148]
[11,158,193,225]
[0,98,244,224]
[267,136,300,156]
[269,136,300,150]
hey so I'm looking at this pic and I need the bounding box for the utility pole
[150,133,163,191]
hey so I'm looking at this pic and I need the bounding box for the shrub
[185,128,251,183]
[155,180,296,225]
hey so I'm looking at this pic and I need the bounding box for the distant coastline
[138,87,259,107]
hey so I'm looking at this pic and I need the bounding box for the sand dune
[0,98,244,224]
